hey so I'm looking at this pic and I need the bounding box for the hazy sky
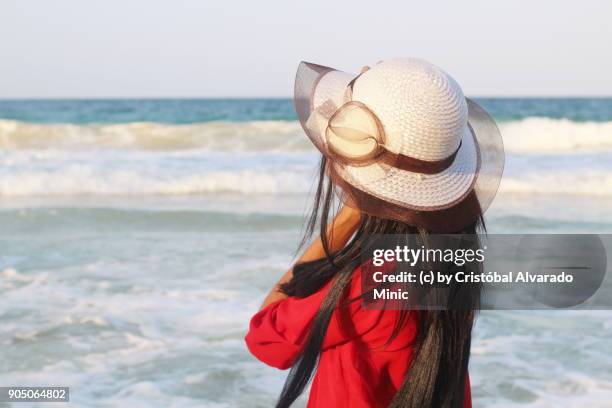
[1,0,611,98]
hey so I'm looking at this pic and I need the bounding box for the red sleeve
[464,372,472,408]
[245,268,384,370]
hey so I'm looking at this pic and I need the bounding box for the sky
[1,0,611,98]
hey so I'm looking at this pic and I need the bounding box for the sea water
[0,99,611,407]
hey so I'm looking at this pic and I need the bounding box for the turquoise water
[1,98,612,123]
[0,99,611,407]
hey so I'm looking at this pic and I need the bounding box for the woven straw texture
[311,58,478,210]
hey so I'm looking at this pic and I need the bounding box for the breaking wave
[1,118,611,154]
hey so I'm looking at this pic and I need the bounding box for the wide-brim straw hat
[294,58,504,232]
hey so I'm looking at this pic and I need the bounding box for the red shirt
[245,267,471,408]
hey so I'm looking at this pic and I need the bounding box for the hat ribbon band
[378,141,461,174]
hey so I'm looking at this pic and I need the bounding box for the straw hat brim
[294,61,504,230]
[311,68,479,211]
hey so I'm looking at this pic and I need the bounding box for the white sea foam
[0,119,308,151]
[1,267,31,282]
[500,170,612,196]
[0,167,311,196]
[1,118,611,154]
[1,157,611,197]
[499,117,612,154]
[0,117,610,197]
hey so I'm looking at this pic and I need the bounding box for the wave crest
[1,118,611,153]
[499,117,612,153]
[0,120,308,151]
[0,168,311,196]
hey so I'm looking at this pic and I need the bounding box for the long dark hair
[277,157,484,408]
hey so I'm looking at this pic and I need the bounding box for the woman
[245,58,504,408]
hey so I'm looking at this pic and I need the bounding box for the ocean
[0,98,611,407]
